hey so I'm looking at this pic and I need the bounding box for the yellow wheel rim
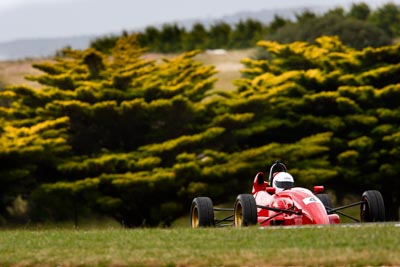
[234,203,243,227]
[191,206,199,228]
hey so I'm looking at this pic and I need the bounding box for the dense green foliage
[0,35,221,226]
[90,2,399,54]
[238,36,400,218]
[267,14,390,49]
[1,33,400,225]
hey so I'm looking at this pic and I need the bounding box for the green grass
[0,224,399,266]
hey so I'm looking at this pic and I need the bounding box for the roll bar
[268,160,287,184]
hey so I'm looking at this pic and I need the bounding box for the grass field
[0,59,43,88]
[194,49,254,91]
[0,223,399,266]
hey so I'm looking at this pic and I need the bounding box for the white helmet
[272,172,294,193]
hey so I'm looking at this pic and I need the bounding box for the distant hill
[0,6,327,61]
[0,36,95,60]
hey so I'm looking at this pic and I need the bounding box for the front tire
[234,194,257,227]
[360,190,385,222]
[190,197,215,228]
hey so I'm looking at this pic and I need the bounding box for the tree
[88,2,399,55]
[0,107,70,222]
[0,34,220,226]
[90,34,120,54]
[348,2,371,21]
[237,36,400,220]
[324,7,345,17]
[158,23,186,53]
[369,3,400,38]
[269,15,291,34]
[295,9,317,23]
[139,26,161,52]
[208,22,232,49]
[229,19,263,49]
[268,14,391,49]
[182,23,209,50]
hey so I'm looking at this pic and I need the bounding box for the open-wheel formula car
[190,161,385,227]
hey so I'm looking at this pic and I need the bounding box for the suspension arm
[257,205,302,215]
[327,201,365,213]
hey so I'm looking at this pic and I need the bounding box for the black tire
[234,194,257,227]
[316,193,333,212]
[190,197,215,228]
[361,190,385,222]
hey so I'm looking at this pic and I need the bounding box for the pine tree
[236,36,400,219]
[0,34,221,226]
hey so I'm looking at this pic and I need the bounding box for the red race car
[190,161,385,227]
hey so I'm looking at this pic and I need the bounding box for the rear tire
[316,193,333,212]
[360,190,385,222]
[234,194,257,227]
[190,197,215,228]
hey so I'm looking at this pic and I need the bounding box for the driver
[272,172,295,193]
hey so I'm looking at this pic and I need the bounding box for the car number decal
[303,197,319,205]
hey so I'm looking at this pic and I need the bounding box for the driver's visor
[275,181,294,189]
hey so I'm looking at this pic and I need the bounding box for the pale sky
[0,0,399,43]
[0,0,71,11]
